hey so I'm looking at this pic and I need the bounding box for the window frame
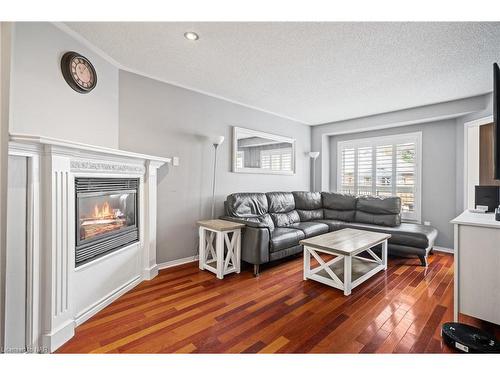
[336,132,422,223]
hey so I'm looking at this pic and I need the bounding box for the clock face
[61,52,97,93]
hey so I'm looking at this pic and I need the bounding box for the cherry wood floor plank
[57,253,499,354]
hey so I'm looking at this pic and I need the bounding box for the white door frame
[463,116,493,210]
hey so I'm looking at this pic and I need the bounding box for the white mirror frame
[232,126,296,175]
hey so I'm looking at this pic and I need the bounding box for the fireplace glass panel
[78,191,137,244]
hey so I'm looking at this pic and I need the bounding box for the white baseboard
[158,255,199,270]
[74,275,142,327]
[143,264,159,280]
[41,319,75,353]
[433,246,454,254]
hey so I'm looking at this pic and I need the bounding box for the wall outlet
[424,221,431,226]
[172,156,180,167]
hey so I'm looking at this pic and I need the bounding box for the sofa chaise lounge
[222,191,438,275]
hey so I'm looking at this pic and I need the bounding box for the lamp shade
[308,151,320,159]
[212,135,225,146]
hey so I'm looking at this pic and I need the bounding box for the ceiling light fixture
[184,31,199,41]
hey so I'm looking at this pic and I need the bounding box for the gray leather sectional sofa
[222,191,438,275]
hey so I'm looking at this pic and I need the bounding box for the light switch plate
[172,157,180,166]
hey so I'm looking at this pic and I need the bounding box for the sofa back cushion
[292,191,324,221]
[266,192,300,227]
[355,195,401,227]
[225,193,268,218]
[322,192,356,222]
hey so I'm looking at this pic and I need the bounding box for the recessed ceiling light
[184,31,199,41]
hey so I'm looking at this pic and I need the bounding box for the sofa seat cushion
[289,222,329,238]
[313,219,346,232]
[270,227,305,252]
[341,222,438,249]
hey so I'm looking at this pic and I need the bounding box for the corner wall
[328,120,457,248]
[9,23,119,148]
[118,71,311,264]
[311,94,492,250]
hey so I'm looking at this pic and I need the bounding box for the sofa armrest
[220,216,270,229]
[239,226,270,265]
[219,216,271,265]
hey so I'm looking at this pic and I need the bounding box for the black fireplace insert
[75,177,139,267]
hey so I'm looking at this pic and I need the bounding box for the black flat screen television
[494,63,500,179]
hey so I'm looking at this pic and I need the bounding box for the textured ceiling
[65,22,500,125]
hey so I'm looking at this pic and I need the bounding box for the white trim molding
[158,255,199,270]
[7,134,171,352]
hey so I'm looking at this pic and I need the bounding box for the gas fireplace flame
[92,201,114,219]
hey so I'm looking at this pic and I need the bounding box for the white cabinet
[452,211,500,325]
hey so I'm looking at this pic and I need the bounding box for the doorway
[464,116,498,210]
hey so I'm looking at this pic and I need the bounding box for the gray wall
[311,94,491,193]
[9,23,119,148]
[118,71,311,263]
[328,120,457,248]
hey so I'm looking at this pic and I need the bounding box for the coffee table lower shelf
[303,240,388,296]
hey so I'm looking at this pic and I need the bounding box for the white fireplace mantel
[7,133,175,353]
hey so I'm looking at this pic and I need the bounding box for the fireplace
[75,177,139,266]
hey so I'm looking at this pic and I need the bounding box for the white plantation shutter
[396,143,416,215]
[376,144,393,197]
[236,151,244,169]
[340,148,355,194]
[260,149,293,171]
[281,152,292,171]
[271,154,281,170]
[261,154,271,169]
[337,132,421,222]
[357,147,372,196]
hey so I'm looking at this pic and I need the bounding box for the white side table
[197,219,245,279]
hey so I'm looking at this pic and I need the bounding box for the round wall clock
[61,51,97,93]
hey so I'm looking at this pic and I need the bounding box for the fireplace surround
[7,134,174,353]
[75,177,139,266]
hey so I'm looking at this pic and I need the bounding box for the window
[260,149,292,171]
[337,132,422,222]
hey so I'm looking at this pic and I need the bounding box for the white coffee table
[300,228,391,296]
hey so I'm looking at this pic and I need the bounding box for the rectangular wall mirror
[232,127,296,175]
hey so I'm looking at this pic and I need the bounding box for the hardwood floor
[57,252,499,353]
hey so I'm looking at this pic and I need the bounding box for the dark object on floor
[441,322,500,353]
